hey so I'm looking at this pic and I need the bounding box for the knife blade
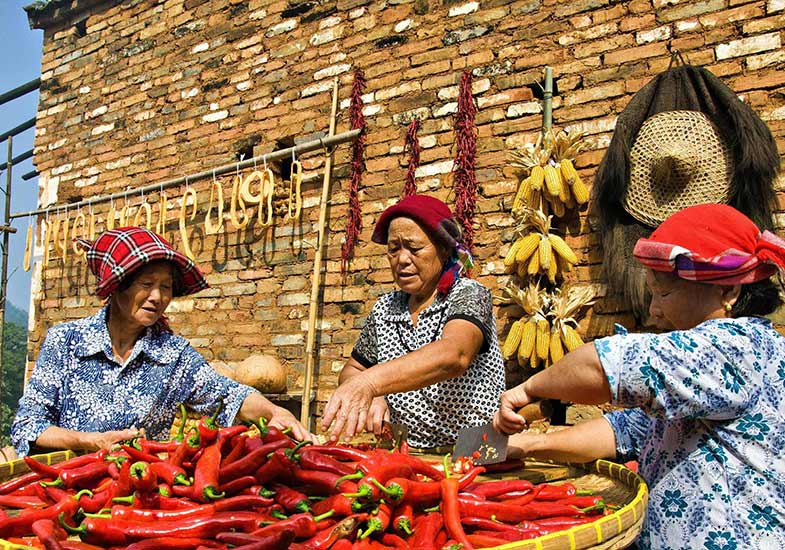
[452,400,553,465]
[377,422,408,449]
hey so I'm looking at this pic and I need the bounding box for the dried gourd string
[340,68,367,273]
[453,70,478,252]
[402,119,420,198]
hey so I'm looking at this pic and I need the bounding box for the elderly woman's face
[645,270,726,330]
[387,217,449,298]
[113,262,174,329]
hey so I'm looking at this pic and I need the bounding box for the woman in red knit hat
[10,227,310,457]
[495,204,785,549]
[322,195,505,450]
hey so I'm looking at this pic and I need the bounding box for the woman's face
[387,217,449,299]
[112,262,174,330]
[645,270,727,330]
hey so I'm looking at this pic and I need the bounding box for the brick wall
[27,0,785,415]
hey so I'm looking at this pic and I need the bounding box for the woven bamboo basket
[0,452,646,550]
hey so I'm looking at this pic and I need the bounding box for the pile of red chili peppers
[0,412,614,550]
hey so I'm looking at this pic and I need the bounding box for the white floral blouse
[598,317,785,550]
[11,305,253,456]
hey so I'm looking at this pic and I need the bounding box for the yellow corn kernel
[529,165,545,191]
[562,325,585,352]
[504,238,524,268]
[548,234,578,265]
[539,235,552,272]
[547,250,558,283]
[519,319,537,360]
[516,233,540,265]
[550,326,564,363]
[536,319,550,361]
[571,175,590,205]
[502,319,525,359]
[529,344,539,369]
[560,158,577,185]
[513,177,532,210]
[527,246,540,275]
[544,165,562,198]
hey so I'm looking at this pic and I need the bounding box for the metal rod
[0,135,12,393]
[21,169,37,181]
[301,79,340,427]
[542,66,553,134]
[0,78,40,107]
[0,149,34,172]
[11,129,361,220]
[0,117,36,142]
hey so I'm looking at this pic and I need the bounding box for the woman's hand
[268,406,314,442]
[506,431,546,459]
[83,428,142,451]
[366,397,390,435]
[321,375,377,442]
[493,384,534,435]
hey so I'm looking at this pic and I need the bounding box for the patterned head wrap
[372,195,473,295]
[633,204,785,285]
[77,227,208,298]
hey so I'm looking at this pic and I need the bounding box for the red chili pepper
[341,460,414,501]
[192,440,225,502]
[460,516,540,534]
[299,449,356,476]
[167,432,200,468]
[305,445,373,462]
[534,482,588,501]
[465,533,511,547]
[289,465,353,495]
[31,518,66,550]
[0,494,47,508]
[410,512,442,550]
[62,511,262,546]
[358,502,392,539]
[391,503,413,535]
[380,533,408,549]
[217,424,250,445]
[311,494,363,517]
[0,495,79,538]
[458,495,586,521]
[379,466,484,505]
[271,482,311,514]
[297,513,367,550]
[496,491,538,506]
[218,439,292,483]
[251,511,334,539]
[122,537,226,549]
[216,529,294,549]
[552,495,604,508]
[0,472,42,495]
[221,434,248,465]
[126,462,155,493]
[40,462,110,490]
[254,448,292,485]
[219,475,257,496]
[149,461,191,486]
[121,444,162,464]
[440,477,473,550]
[197,399,224,445]
[23,456,60,479]
[533,515,600,530]
[255,416,294,444]
[138,439,178,455]
[465,479,534,499]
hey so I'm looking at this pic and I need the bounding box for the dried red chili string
[341,69,367,273]
[452,70,478,251]
[402,119,420,197]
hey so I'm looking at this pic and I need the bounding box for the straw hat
[623,110,734,227]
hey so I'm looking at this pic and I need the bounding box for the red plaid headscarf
[633,204,785,285]
[77,227,208,298]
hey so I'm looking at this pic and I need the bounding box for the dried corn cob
[560,158,578,185]
[562,325,584,351]
[550,325,564,363]
[548,234,578,265]
[536,319,550,361]
[516,233,540,264]
[529,165,545,191]
[519,319,537,360]
[538,235,552,272]
[571,175,590,205]
[502,319,525,359]
[544,165,562,198]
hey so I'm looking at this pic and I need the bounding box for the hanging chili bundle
[453,70,479,251]
[402,119,421,197]
[341,68,367,273]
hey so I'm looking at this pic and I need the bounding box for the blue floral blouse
[11,305,253,456]
[598,317,785,550]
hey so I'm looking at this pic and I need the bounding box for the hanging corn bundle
[504,207,579,283]
[499,282,554,369]
[549,284,597,365]
[509,129,590,217]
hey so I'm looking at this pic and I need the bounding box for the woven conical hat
[623,110,734,227]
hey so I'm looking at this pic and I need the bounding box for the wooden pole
[301,78,339,426]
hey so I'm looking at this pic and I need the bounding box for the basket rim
[489,459,648,550]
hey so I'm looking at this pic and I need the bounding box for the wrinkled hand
[268,406,315,443]
[86,428,143,451]
[506,431,543,459]
[321,375,376,442]
[493,385,533,435]
[366,397,390,436]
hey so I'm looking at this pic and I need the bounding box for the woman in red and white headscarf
[11,227,311,457]
[495,204,785,550]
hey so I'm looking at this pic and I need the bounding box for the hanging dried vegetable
[453,70,478,250]
[340,69,367,273]
[402,119,420,197]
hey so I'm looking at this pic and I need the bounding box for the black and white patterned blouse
[351,278,505,448]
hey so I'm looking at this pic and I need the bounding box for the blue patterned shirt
[597,317,785,550]
[11,305,253,456]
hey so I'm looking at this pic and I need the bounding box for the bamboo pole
[301,78,339,426]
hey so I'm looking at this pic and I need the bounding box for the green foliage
[0,321,27,447]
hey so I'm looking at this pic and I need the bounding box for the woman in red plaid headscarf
[495,204,785,549]
[11,227,311,457]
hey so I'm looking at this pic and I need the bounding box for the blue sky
[0,0,43,314]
